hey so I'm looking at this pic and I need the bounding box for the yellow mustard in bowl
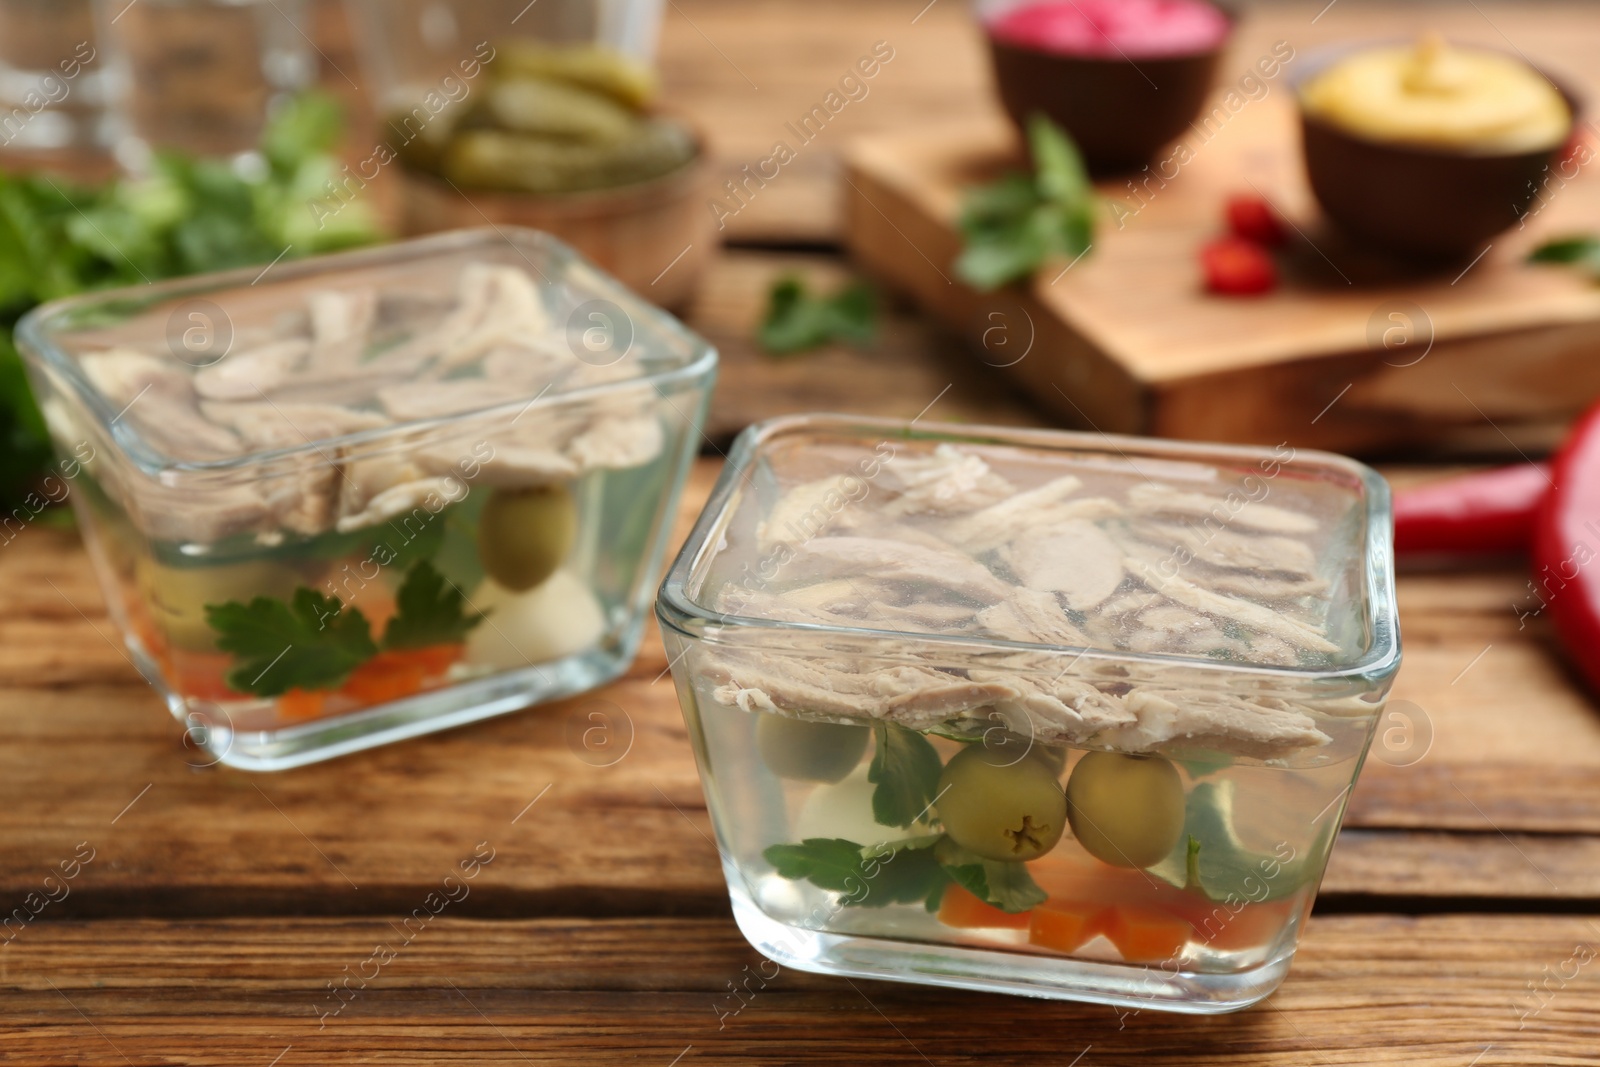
[1301,35,1570,154]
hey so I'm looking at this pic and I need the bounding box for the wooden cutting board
[843,105,1600,457]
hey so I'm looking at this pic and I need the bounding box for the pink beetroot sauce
[987,0,1229,59]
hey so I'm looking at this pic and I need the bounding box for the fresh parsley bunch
[955,114,1096,291]
[0,92,385,511]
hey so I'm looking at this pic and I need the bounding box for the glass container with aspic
[18,227,715,769]
[657,415,1400,1012]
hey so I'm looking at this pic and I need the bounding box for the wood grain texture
[832,0,1600,456]
[684,251,1043,442]
[844,104,1600,455]
[1325,830,1600,902]
[650,0,1600,247]
[3,460,1600,922]
[4,4,1600,1062]
[1,915,1598,1065]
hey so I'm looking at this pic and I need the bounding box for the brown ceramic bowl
[1293,42,1581,262]
[982,5,1233,174]
[395,127,718,310]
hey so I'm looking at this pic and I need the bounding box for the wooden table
[4,2,1600,1063]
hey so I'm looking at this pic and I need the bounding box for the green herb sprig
[205,559,482,697]
[1529,234,1600,277]
[1147,781,1327,904]
[206,588,379,698]
[764,724,1045,914]
[757,275,876,354]
[0,92,385,512]
[381,560,483,651]
[867,722,943,829]
[764,727,1331,917]
[955,114,1096,291]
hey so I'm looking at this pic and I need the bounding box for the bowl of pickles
[384,40,715,307]
[17,228,716,770]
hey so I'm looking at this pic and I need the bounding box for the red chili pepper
[1533,402,1600,697]
[1393,463,1550,557]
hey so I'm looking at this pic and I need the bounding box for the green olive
[1065,751,1186,869]
[477,484,577,592]
[757,713,870,783]
[135,557,301,650]
[935,744,1067,862]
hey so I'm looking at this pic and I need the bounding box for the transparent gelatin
[19,229,715,769]
[658,416,1399,1011]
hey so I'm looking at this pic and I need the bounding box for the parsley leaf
[1148,782,1330,904]
[1528,235,1600,272]
[861,835,951,911]
[869,722,945,829]
[764,835,949,909]
[382,560,483,650]
[764,838,868,893]
[935,838,1047,914]
[206,588,378,697]
[955,114,1096,291]
[757,275,877,354]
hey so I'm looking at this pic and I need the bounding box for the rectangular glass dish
[18,227,715,770]
[657,415,1399,1012]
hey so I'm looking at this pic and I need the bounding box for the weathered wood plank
[310,0,1600,247]
[846,122,1600,456]
[649,0,1600,245]
[1324,830,1600,902]
[2,456,1600,912]
[0,915,1597,1065]
[684,251,1043,442]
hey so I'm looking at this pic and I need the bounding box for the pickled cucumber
[494,41,657,109]
[441,122,696,194]
[398,42,692,194]
[477,78,637,144]
[476,484,577,592]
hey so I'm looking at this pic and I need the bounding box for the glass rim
[14,226,719,479]
[657,413,1402,685]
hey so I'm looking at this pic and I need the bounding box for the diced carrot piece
[169,648,239,703]
[1101,905,1193,964]
[278,688,327,721]
[339,644,463,706]
[1028,902,1110,954]
[340,653,425,705]
[937,884,1033,930]
[407,643,465,676]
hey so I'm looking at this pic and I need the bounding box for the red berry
[1560,129,1591,169]
[1225,194,1288,247]
[1201,236,1277,296]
